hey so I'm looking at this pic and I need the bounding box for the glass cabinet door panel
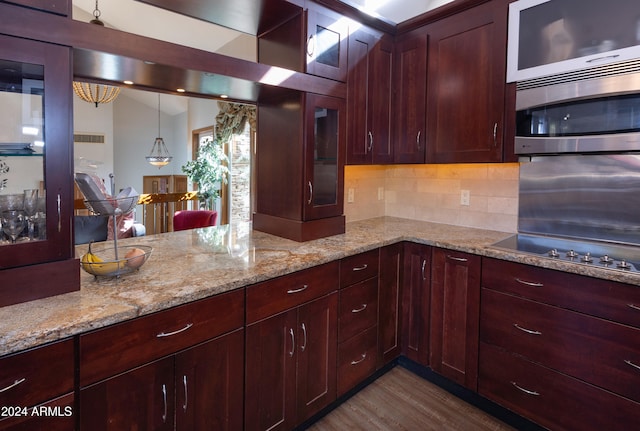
[0,34,73,269]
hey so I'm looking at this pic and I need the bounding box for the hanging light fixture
[72,0,121,107]
[146,94,173,167]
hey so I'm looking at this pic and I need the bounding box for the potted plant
[181,138,229,210]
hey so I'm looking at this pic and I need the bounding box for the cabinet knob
[307,181,313,205]
[368,131,373,152]
[0,377,26,393]
[156,323,193,338]
[511,381,540,396]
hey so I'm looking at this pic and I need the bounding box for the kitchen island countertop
[1,216,639,357]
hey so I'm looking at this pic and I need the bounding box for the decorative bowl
[80,244,152,278]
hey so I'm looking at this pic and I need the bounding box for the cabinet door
[305,4,348,82]
[0,35,73,270]
[394,32,427,163]
[402,242,431,366]
[426,1,506,163]
[369,36,394,164]
[296,293,337,422]
[175,329,244,431]
[378,243,403,367]
[245,309,298,431]
[80,357,175,431]
[430,248,481,390]
[303,94,345,220]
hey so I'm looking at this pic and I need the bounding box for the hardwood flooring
[307,367,515,431]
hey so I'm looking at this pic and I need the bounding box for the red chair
[173,210,217,231]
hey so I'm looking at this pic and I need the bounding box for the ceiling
[343,0,455,24]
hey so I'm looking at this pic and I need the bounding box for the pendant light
[146,94,173,167]
[72,0,121,107]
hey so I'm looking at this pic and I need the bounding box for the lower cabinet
[0,339,74,431]
[78,289,245,431]
[245,262,339,431]
[378,243,403,367]
[401,242,431,366]
[430,248,481,390]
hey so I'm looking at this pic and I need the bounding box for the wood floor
[307,367,515,431]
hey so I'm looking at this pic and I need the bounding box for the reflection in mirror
[0,59,46,245]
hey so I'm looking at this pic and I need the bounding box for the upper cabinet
[1,0,70,16]
[425,0,509,163]
[254,88,346,241]
[0,34,78,307]
[258,1,349,82]
[393,31,428,164]
[346,27,394,165]
[507,0,640,82]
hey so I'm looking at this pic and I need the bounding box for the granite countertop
[1,216,639,358]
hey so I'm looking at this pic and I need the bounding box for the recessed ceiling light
[220,94,229,99]
[177,88,185,93]
[143,60,156,65]
[124,80,134,85]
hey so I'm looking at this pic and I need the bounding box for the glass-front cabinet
[507,0,640,82]
[0,34,77,306]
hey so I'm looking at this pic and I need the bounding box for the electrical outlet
[377,187,384,201]
[347,188,355,203]
[460,189,470,206]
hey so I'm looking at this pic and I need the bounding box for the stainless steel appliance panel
[519,154,640,246]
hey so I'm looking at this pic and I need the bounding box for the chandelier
[146,94,173,167]
[72,82,120,107]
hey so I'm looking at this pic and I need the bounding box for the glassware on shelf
[2,209,26,243]
[23,189,39,240]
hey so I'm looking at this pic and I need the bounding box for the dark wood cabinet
[337,249,379,396]
[0,339,74,431]
[245,263,339,431]
[378,243,403,367]
[430,248,480,390]
[479,257,640,430]
[78,290,245,430]
[0,34,78,307]
[401,242,431,366]
[393,31,428,163]
[346,27,394,165]
[254,89,345,241]
[1,0,70,16]
[425,0,508,163]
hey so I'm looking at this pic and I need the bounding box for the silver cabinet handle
[0,378,26,393]
[57,194,62,232]
[624,359,640,372]
[300,323,307,352]
[367,131,373,152]
[513,323,542,335]
[156,323,193,338]
[289,328,296,357]
[511,381,540,396]
[351,304,367,313]
[287,285,308,294]
[182,375,188,412]
[307,35,315,57]
[493,122,498,147]
[351,353,367,365]
[447,254,467,262]
[421,259,427,281]
[515,278,544,288]
[416,131,421,150]
[161,383,168,423]
[627,303,640,311]
[352,264,368,272]
[307,181,313,205]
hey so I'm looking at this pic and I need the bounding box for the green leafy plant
[181,138,229,207]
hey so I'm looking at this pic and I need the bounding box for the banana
[81,242,126,276]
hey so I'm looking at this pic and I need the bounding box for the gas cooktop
[491,234,640,273]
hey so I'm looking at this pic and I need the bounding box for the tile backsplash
[344,163,519,233]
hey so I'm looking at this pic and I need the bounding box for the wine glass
[2,210,26,243]
[23,189,39,240]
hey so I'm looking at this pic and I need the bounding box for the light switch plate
[460,189,470,206]
[347,188,355,203]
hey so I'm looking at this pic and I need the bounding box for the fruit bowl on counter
[81,243,152,278]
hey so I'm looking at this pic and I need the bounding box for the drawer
[340,249,379,288]
[338,277,378,343]
[479,342,640,431]
[481,288,640,403]
[483,257,640,329]
[0,339,73,409]
[246,261,338,323]
[337,326,377,397]
[80,289,244,386]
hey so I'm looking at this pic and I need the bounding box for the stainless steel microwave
[515,68,640,155]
